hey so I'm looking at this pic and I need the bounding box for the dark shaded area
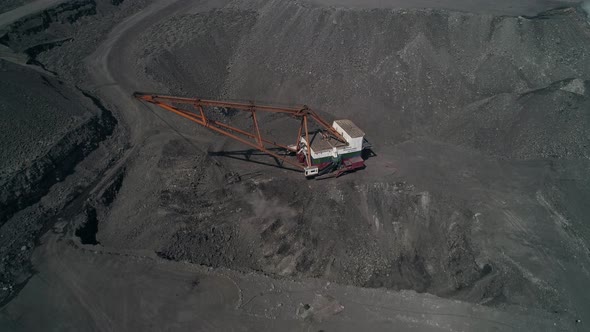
[75,206,100,245]
[208,148,300,171]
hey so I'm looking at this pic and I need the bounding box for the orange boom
[134,92,369,178]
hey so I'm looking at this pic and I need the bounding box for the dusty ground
[0,0,589,330]
[0,225,575,331]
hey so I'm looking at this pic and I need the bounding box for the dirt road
[308,0,580,15]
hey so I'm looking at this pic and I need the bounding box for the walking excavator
[134,93,370,179]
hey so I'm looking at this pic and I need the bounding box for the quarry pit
[0,0,589,330]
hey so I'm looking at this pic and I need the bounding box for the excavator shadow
[362,148,377,160]
[208,148,301,172]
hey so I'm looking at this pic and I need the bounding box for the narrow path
[306,0,580,15]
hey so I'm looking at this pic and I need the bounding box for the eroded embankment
[0,0,142,304]
[0,60,118,304]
